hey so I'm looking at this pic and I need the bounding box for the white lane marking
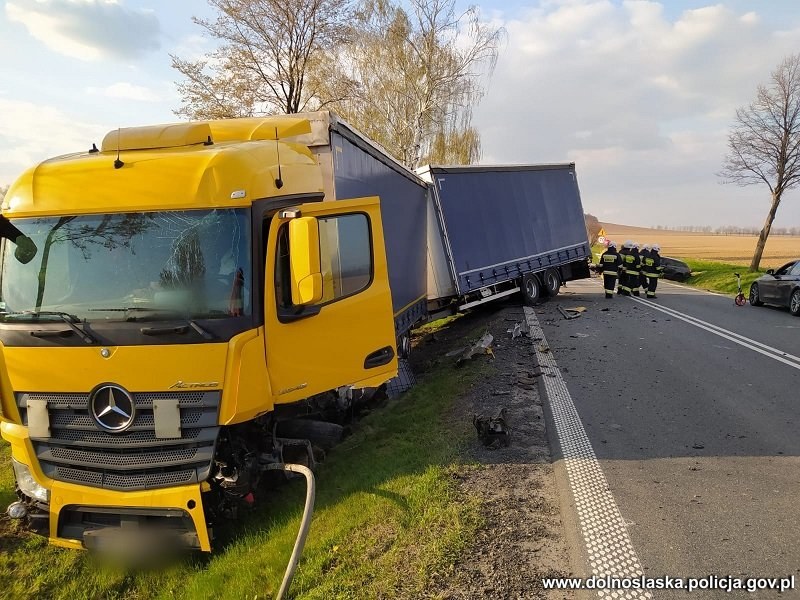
[586,277,800,367]
[631,296,800,370]
[525,307,652,600]
[658,279,728,297]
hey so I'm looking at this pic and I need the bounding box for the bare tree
[584,213,601,246]
[0,185,7,204]
[172,0,356,118]
[720,54,800,271]
[333,0,504,167]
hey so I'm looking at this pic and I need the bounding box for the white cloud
[474,0,800,227]
[740,11,759,25]
[87,82,161,102]
[6,0,160,61]
[0,99,109,185]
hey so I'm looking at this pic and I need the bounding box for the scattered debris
[473,408,510,448]
[445,346,468,358]
[516,371,541,390]
[456,333,495,366]
[506,319,531,339]
[491,390,511,396]
[557,306,585,320]
[519,319,530,337]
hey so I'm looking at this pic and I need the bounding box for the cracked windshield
[0,209,251,322]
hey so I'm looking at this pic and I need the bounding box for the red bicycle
[734,273,746,306]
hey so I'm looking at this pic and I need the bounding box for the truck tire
[543,268,561,297]
[275,419,345,451]
[397,333,412,359]
[522,273,542,305]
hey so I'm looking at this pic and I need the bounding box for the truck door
[264,197,398,405]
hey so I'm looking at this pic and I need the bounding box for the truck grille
[17,391,220,492]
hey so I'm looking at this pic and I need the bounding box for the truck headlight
[11,458,49,503]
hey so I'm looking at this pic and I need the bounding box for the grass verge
[681,259,763,296]
[0,324,488,600]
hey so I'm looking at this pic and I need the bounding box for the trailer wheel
[543,268,561,297]
[522,273,542,305]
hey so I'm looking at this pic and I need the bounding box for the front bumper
[1,420,212,551]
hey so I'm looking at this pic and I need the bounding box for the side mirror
[13,235,37,264]
[767,269,775,275]
[288,217,323,305]
[0,214,37,264]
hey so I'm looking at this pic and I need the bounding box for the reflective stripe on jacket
[599,249,622,275]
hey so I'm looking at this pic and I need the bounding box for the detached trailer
[287,111,429,345]
[417,164,591,315]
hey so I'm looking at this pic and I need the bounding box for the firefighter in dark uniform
[628,242,642,296]
[645,244,664,298]
[639,244,652,294]
[619,241,639,296]
[617,241,632,295]
[598,241,622,298]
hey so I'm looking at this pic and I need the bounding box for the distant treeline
[650,225,800,236]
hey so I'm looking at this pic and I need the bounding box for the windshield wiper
[90,308,214,338]
[88,307,220,339]
[2,311,97,344]
[90,307,228,318]
[89,307,179,315]
[140,320,216,340]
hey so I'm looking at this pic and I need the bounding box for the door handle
[364,346,395,369]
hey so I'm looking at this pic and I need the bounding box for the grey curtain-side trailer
[417,164,591,315]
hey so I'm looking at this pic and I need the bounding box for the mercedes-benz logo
[89,384,136,433]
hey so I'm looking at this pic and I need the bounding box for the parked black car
[749,260,800,315]
[660,257,691,282]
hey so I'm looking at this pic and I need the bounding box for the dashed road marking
[524,306,652,599]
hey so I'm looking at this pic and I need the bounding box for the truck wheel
[276,419,345,451]
[397,333,412,359]
[543,268,561,297]
[522,273,542,305]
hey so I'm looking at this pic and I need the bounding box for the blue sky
[2,0,800,228]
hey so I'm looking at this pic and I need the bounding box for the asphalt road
[536,276,800,598]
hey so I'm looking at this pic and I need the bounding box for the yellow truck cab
[0,116,399,551]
